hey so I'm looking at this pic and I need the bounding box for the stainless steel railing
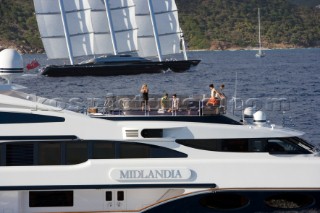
[87,94,227,116]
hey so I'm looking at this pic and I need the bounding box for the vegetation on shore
[176,0,320,50]
[0,0,42,53]
[0,0,319,53]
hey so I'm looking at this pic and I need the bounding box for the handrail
[0,90,229,116]
[87,94,228,116]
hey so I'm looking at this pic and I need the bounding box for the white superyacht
[0,49,319,212]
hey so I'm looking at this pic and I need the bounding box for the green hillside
[0,0,319,52]
[176,0,320,49]
[289,0,320,7]
[0,0,41,51]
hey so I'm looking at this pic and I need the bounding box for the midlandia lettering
[110,168,192,181]
[120,169,182,179]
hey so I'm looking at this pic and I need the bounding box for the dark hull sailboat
[40,55,201,77]
[35,0,201,77]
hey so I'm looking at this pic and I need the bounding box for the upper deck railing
[0,90,227,116]
[87,94,227,116]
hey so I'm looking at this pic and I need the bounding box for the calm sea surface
[11,48,320,144]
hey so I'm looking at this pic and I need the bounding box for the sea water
[11,48,320,144]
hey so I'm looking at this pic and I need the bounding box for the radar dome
[0,49,24,83]
[244,107,255,118]
[253,111,267,123]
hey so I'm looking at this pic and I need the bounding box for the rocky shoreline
[0,41,318,54]
[0,45,44,54]
[208,40,313,51]
[0,40,44,54]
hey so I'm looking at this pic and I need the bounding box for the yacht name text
[120,169,182,179]
[110,168,192,181]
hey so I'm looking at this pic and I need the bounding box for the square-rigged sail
[134,0,182,60]
[33,0,138,63]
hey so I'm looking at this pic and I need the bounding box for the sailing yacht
[255,8,265,58]
[0,48,320,212]
[34,0,200,77]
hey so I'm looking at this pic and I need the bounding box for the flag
[26,59,40,70]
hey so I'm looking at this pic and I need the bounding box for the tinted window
[117,191,124,201]
[66,142,88,164]
[176,139,221,151]
[249,139,267,152]
[176,139,250,152]
[120,143,150,158]
[0,145,2,165]
[222,139,248,152]
[29,191,73,207]
[151,146,187,158]
[176,138,267,152]
[93,141,115,159]
[267,138,311,154]
[177,138,311,154]
[1,140,186,167]
[106,191,112,201]
[0,112,65,124]
[119,142,187,158]
[141,129,163,138]
[39,142,61,165]
[6,143,34,166]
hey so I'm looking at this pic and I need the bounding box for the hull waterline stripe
[0,135,78,141]
[0,183,216,191]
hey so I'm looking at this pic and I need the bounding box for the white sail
[88,0,138,55]
[34,0,137,62]
[134,0,182,59]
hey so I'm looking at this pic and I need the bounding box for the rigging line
[58,0,74,65]
[136,9,178,16]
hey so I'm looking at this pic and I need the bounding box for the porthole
[265,193,315,209]
[200,192,250,210]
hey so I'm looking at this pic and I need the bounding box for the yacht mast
[180,29,188,60]
[258,8,262,54]
[58,0,74,65]
[147,0,163,62]
[103,0,118,55]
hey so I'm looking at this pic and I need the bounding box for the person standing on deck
[140,84,150,111]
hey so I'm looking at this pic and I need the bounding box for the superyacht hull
[1,49,319,213]
[1,115,319,213]
[1,160,320,213]
[1,188,320,213]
